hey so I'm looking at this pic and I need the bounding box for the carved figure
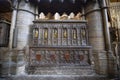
[60,13,68,20]
[39,12,46,19]
[44,29,48,39]
[68,12,75,19]
[54,12,60,20]
[75,12,82,20]
[54,29,58,38]
[73,29,77,39]
[63,28,67,38]
[34,29,38,38]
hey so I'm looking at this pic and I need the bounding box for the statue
[73,29,77,39]
[54,12,60,20]
[44,29,48,39]
[54,29,58,38]
[34,29,38,38]
[63,28,67,38]
[46,12,53,20]
[81,29,86,37]
[39,12,46,19]
[60,13,68,20]
[75,12,82,20]
[68,12,75,19]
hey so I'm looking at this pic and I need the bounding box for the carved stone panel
[29,47,91,66]
[30,20,88,47]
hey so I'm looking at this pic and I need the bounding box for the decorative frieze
[30,20,88,47]
[28,47,91,67]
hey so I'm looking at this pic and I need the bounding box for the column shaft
[85,1,107,75]
[16,1,35,49]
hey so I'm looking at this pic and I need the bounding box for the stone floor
[27,66,95,75]
[0,66,118,80]
[0,65,118,80]
[0,75,111,80]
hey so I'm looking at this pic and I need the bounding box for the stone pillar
[9,1,18,49]
[85,1,108,75]
[16,0,35,49]
[13,0,37,75]
[101,0,115,77]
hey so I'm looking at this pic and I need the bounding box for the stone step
[5,75,110,80]
[27,66,95,75]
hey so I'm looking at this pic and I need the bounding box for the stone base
[27,66,95,75]
[4,75,109,80]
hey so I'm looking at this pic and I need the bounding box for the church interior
[0,0,120,80]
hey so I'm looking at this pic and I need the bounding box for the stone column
[16,0,35,49]
[14,0,36,75]
[101,0,115,77]
[9,1,18,49]
[85,1,108,75]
